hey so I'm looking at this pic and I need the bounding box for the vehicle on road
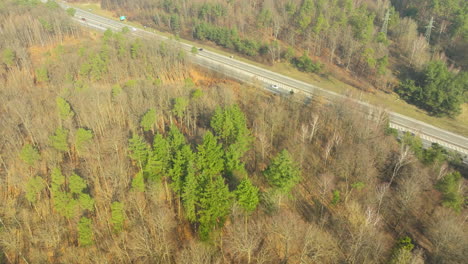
[198,48,203,51]
[81,17,86,21]
[131,27,137,32]
[271,84,279,89]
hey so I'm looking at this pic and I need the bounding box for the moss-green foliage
[190,88,203,99]
[144,133,170,182]
[193,22,262,57]
[389,236,414,264]
[131,171,145,192]
[56,97,74,120]
[66,7,76,16]
[295,0,314,32]
[331,190,341,205]
[50,168,94,218]
[198,174,232,241]
[210,105,252,173]
[111,84,122,98]
[263,149,301,194]
[172,97,188,119]
[79,50,109,81]
[2,48,16,67]
[140,109,156,132]
[291,52,322,73]
[234,178,259,214]
[111,201,125,233]
[25,176,45,204]
[69,173,87,194]
[181,162,197,222]
[436,172,464,212]
[128,134,149,167]
[169,145,194,196]
[197,131,225,178]
[78,217,94,246]
[51,167,65,191]
[78,193,95,211]
[168,125,186,157]
[35,67,49,82]
[401,132,423,159]
[423,143,446,165]
[19,144,40,166]
[75,128,93,153]
[121,26,130,34]
[397,61,468,117]
[49,128,69,152]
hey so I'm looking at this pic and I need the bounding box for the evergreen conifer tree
[132,171,145,192]
[78,217,94,246]
[182,161,198,222]
[111,201,125,233]
[25,176,46,204]
[56,97,74,120]
[69,173,87,194]
[20,144,40,167]
[140,109,156,132]
[197,131,224,179]
[49,128,69,152]
[263,149,301,194]
[75,128,93,153]
[234,178,259,214]
[128,134,149,168]
[144,133,169,182]
[168,125,186,160]
[198,174,232,240]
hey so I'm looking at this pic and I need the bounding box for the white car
[271,84,279,89]
[131,27,137,32]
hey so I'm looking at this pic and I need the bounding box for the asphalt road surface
[61,2,468,161]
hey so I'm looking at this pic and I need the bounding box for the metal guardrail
[68,5,468,160]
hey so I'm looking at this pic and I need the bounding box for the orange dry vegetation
[28,36,82,66]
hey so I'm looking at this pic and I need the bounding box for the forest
[94,0,468,117]
[0,1,467,264]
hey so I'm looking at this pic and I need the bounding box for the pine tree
[198,174,233,240]
[168,125,186,159]
[75,128,93,153]
[182,161,198,222]
[140,109,156,132]
[19,144,40,167]
[210,105,252,150]
[197,131,224,179]
[25,176,46,204]
[50,169,94,218]
[51,167,65,192]
[210,105,252,174]
[128,134,149,168]
[78,193,95,211]
[111,201,125,233]
[69,173,87,194]
[78,217,94,246]
[132,171,145,192]
[56,97,74,120]
[263,149,301,194]
[144,133,170,182]
[49,128,69,152]
[170,145,194,196]
[234,178,259,214]
[172,97,189,120]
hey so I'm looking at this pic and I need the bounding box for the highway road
[60,2,468,160]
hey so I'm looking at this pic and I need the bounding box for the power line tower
[425,17,434,43]
[381,9,390,36]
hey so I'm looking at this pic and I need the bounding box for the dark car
[198,48,203,51]
[81,17,86,21]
